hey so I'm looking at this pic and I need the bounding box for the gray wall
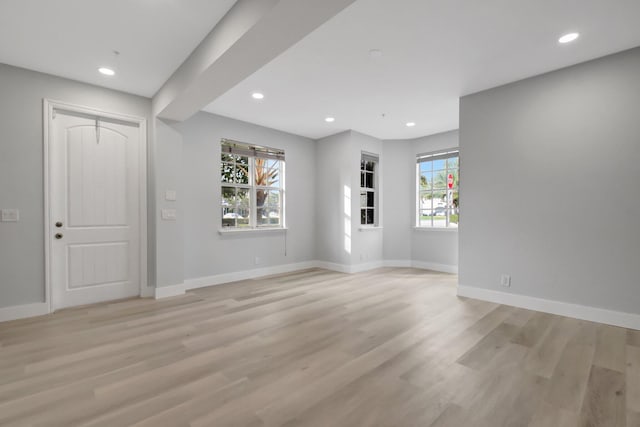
[0,62,461,312]
[176,112,316,280]
[382,131,459,268]
[0,64,151,309]
[381,139,412,261]
[350,131,384,266]
[459,47,640,314]
[411,131,459,268]
[154,119,184,287]
[316,131,352,265]
[316,130,384,268]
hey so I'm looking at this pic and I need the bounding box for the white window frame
[220,139,285,230]
[360,152,379,227]
[416,149,459,229]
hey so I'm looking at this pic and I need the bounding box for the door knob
[55,233,63,240]
[55,221,63,228]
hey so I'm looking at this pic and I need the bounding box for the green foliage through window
[417,150,459,228]
[220,140,284,229]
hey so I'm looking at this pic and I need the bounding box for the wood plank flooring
[1,268,639,426]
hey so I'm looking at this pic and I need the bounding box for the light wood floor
[1,268,639,427]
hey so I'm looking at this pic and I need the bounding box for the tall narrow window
[220,139,285,229]
[417,149,459,228]
[360,153,378,226]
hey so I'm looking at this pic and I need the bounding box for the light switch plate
[1,209,19,222]
[165,190,177,201]
[161,209,177,221]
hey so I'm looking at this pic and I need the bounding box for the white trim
[1,259,460,319]
[317,259,457,274]
[43,100,51,312]
[154,283,186,299]
[457,285,640,331]
[360,151,380,227]
[318,260,409,274]
[43,99,148,313]
[0,303,49,323]
[358,226,383,232]
[413,226,458,232]
[315,261,383,274]
[220,143,285,230]
[411,260,458,274]
[218,227,288,236]
[315,261,351,274]
[184,261,319,290]
[350,261,385,273]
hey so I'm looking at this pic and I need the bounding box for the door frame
[43,99,149,313]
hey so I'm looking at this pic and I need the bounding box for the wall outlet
[165,190,177,201]
[255,256,262,265]
[1,209,19,222]
[500,274,511,287]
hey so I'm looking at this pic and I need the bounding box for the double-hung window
[220,139,285,229]
[416,149,459,228]
[360,153,378,226]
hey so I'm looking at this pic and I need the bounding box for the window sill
[413,226,458,232]
[218,227,288,236]
[358,226,383,231]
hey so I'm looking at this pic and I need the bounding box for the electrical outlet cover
[165,190,177,201]
[161,209,177,221]
[500,274,511,287]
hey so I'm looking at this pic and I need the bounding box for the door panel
[51,111,141,310]
[67,242,129,289]
[67,126,128,227]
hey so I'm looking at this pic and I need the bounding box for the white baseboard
[411,260,458,274]
[457,285,640,331]
[154,283,186,299]
[314,261,351,273]
[148,259,455,299]
[184,261,319,290]
[316,259,457,274]
[350,260,385,273]
[0,260,460,318]
[183,258,439,288]
[140,286,155,298]
[382,260,413,268]
[317,260,388,274]
[0,302,49,323]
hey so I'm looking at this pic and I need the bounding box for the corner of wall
[153,118,184,288]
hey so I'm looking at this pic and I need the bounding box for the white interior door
[50,110,141,310]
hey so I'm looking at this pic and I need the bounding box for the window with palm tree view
[221,139,284,229]
[417,149,459,228]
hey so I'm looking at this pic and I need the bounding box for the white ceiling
[2,0,639,139]
[0,0,236,97]
[204,0,640,140]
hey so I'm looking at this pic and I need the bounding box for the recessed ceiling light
[98,67,115,76]
[325,117,335,123]
[558,32,579,44]
[252,92,264,100]
[406,122,416,127]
